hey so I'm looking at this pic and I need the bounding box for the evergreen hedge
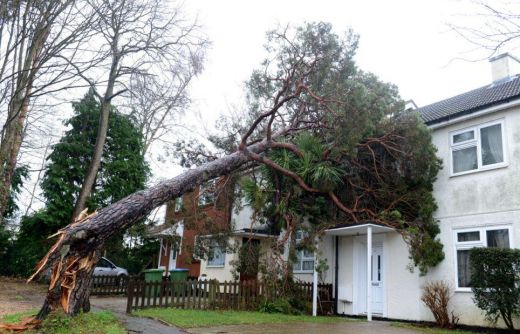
[470,247,520,332]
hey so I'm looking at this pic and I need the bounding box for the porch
[318,223,395,320]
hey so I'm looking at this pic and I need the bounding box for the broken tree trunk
[29,139,271,318]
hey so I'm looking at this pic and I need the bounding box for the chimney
[489,53,520,83]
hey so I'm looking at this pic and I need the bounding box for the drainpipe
[334,236,339,315]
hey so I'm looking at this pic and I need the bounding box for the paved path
[187,321,422,334]
[91,296,186,334]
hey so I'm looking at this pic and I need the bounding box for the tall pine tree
[12,90,150,276]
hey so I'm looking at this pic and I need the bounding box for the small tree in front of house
[470,247,520,333]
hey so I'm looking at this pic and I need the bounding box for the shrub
[421,280,459,328]
[470,247,520,333]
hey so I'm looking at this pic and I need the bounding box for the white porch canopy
[311,223,394,320]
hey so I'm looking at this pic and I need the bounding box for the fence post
[126,278,134,313]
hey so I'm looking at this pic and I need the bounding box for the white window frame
[453,224,513,292]
[206,242,226,268]
[293,230,314,274]
[449,119,507,176]
[174,197,182,212]
[198,180,216,206]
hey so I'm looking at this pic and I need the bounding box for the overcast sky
[178,0,501,127]
[17,0,513,220]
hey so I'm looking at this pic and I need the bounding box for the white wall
[199,236,239,282]
[428,107,520,327]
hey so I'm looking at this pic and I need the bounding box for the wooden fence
[126,279,334,314]
[90,275,129,296]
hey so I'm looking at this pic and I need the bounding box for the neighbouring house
[149,175,278,282]
[148,178,233,279]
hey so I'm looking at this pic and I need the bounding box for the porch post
[367,225,372,321]
[158,238,164,269]
[312,238,318,317]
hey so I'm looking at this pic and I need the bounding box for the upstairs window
[174,197,182,212]
[198,180,216,206]
[450,120,506,175]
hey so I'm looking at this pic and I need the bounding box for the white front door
[371,246,384,314]
[356,242,384,315]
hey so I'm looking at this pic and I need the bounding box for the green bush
[258,298,305,315]
[470,247,520,332]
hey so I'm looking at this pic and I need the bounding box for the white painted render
[199,235,274,282]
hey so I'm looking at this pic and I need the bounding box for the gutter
[427,97,520,130]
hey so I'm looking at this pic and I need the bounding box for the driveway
[186,321,421,334]
[0,278,46,316]
[91,296,186,334]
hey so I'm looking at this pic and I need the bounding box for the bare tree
[128,71,195,156]
[71,0,207,220]
[449,0,520,58]
[0,0,99,222]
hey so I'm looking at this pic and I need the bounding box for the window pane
[481,124,504,166]
[457,231,480,242]
[453,130,474,143]
[453,146,478,173]
[208,246,225,266]
[457,249,471,288]
[486,229,510,248]
[174,198,182,212]
[302,260,314,271]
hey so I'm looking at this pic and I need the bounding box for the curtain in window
[457,250,471,287]
[453,146,478,173]
[481,124,503,165]
[486,229,509,248]
[208,245,225,266]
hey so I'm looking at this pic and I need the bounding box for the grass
[392,322,478,334]
[1,309,126,334]
[133,308,351,328]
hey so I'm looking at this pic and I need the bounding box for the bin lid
[169,268,189,272]
[143,268,165,273]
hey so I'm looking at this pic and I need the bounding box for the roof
[416,74,520,125]
[325,222,394,236]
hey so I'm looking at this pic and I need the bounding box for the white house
[292,53,520,328]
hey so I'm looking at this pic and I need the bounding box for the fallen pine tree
[15,23,443,327]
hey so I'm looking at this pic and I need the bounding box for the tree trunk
[32,140,271,316]
[71,98,111,220]
[0,84,32,221]
[72,50,120,220]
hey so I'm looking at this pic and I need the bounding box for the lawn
[133,308,350,328]
[1,309,126,334]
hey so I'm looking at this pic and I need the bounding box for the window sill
[454,288,473,293]
[293,270,314,274]
[206,265,225,268]
[450,162,508,178]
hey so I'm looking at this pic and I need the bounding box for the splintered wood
[25,209,98,317]
[58,254,97,311]
[0,317,41,333]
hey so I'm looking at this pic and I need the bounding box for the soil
[0,277,46,316]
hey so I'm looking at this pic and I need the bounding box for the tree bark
[32,139,272,316]
[72,49,120,220]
